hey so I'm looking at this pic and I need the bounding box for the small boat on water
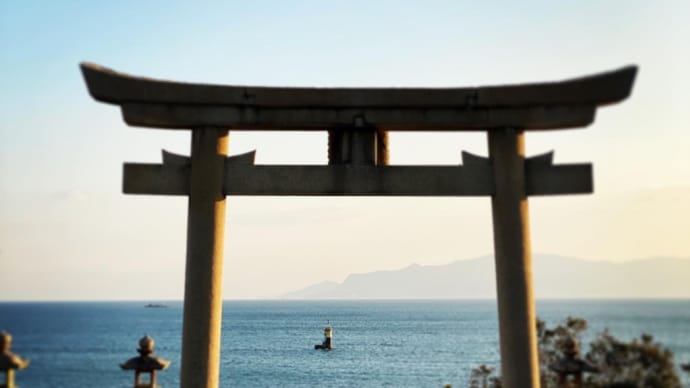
[144,303,168,308]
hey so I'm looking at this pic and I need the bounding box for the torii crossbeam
[81,63,636,388]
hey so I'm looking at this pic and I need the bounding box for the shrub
[467,317,681,388]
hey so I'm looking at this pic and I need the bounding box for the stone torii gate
[81,63,636,388]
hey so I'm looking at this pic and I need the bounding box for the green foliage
[467,317,681,388]
[537,317,589,387]
[586,331,680,387]
[468,364,501,388]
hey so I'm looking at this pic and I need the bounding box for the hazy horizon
[1,1,689,300]
[3,253,689,301]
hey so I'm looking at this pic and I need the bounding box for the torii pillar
[181,128,228,388]
[489,128,539,386]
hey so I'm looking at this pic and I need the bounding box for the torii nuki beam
[81,63,636,388]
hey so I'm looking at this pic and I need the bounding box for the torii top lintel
[80,63,636,131]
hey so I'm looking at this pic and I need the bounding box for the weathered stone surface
[80,61,637,388]
[81,62,636,109]
[119,103,597,130]
[1,331,29,388]
[0,332,29,372]
[179,129,227,388]
[488,129,539,388]
[81,63,635,131]
[120,336,170,388]
[123,151,590,196]
[120,355,170,372]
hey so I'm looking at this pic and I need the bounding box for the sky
[1,1,689,300]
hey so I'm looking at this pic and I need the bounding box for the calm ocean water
[0,300,688,387]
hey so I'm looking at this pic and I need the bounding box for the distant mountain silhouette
[282,255,690,299]
[283,280,340,298]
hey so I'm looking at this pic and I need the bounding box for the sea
[0,300,689,387]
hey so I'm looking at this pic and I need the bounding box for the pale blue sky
[1,1,689,299]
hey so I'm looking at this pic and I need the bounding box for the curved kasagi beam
[81,63,636,108]
[80,63,636,131]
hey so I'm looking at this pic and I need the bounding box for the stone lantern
[549,336,598,388]
[0,331,29,388]
[120,335,170,388]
